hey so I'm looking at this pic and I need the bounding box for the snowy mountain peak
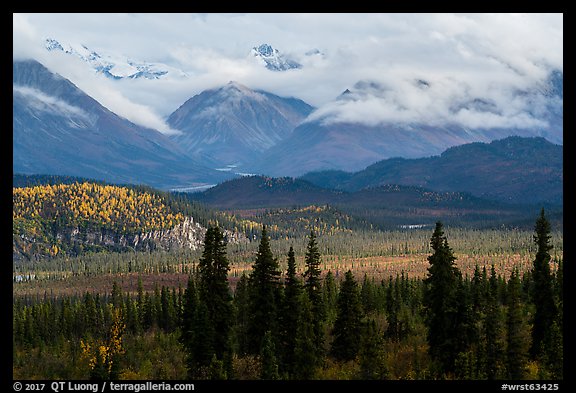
[209,81,266,104]
[255,44,275,57]
[44,38,64,52]
[225,80,250,91]
[43,37,173,80]
[250,43,302,72]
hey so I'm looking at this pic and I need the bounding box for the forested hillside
[13,182,188,259]
[13,182,184,234]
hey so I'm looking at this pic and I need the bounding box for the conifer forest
[12,180,563,382]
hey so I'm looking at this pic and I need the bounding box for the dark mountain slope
[13,59,229,190]
[300,136,562,205]
[189,175,344,209]
[188,174,555,229]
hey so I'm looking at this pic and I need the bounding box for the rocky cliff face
[63,216,206,252]
[13,216,247,260]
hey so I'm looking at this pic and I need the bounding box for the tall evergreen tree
[453,276,475,360]
[359,319,388,380]
[474,265,491,377]
[153,284,162,328]
[471,265,485,308]
[530,208,558,360]
[292,292,319,379]
[125,293,139,334]
[303,230,325,357]
[247,226,281,355]
[506,268,529,379]
[180,227,232,379]
[193,301,215,373]
[198,226,233,364]
[484,265,506,380]
[83,292,98,338]
[331,270,363,361]
[111,281,123,309]
[233,273,250,356]
[423,221,462,375]
[180,275,202,377]
[279,247,302,377]
[142,292,154,330]
[384,276,397,341]
[322,270,338,324]
[361,273,376,314]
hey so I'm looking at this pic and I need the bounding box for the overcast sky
[13,13,563,134]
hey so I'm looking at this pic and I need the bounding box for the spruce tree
[292,292,319,379]
[198,226,233,363]
[506,268,529,379]
[530,208,558,360]
[384,276,399,342]
[359,319,388,380]
[84,292,97,338]
[153,284,162,328]
[247,226,281,355]
[111,281,123,309]
[331,270,363,361]
[180,275,205,378]
[453,275,476,363]
[181,226,232,379]
[233,273,250,356]
[193,301,216,371]
[423,221,462,375]
[160,286,170,331]
[279,247,302,377]
[125,293,139,333]
[361,273,376,314]
[142,292,154,330]
[303,230,325,357]
[322,270,338,323]
[484,265,505,380]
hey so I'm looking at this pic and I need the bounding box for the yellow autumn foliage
[81,307,125,375]
[13,182,184,235]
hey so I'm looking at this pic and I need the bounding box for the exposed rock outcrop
[13,216,248,261]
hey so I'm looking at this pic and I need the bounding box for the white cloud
[14,84,93,122]
[306,72,550,130]
[13,13,562,132]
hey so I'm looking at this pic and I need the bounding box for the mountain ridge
[167,81,314,167]
[188,174,558,230]
[13,59,231,190]
[299,136,563,205]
